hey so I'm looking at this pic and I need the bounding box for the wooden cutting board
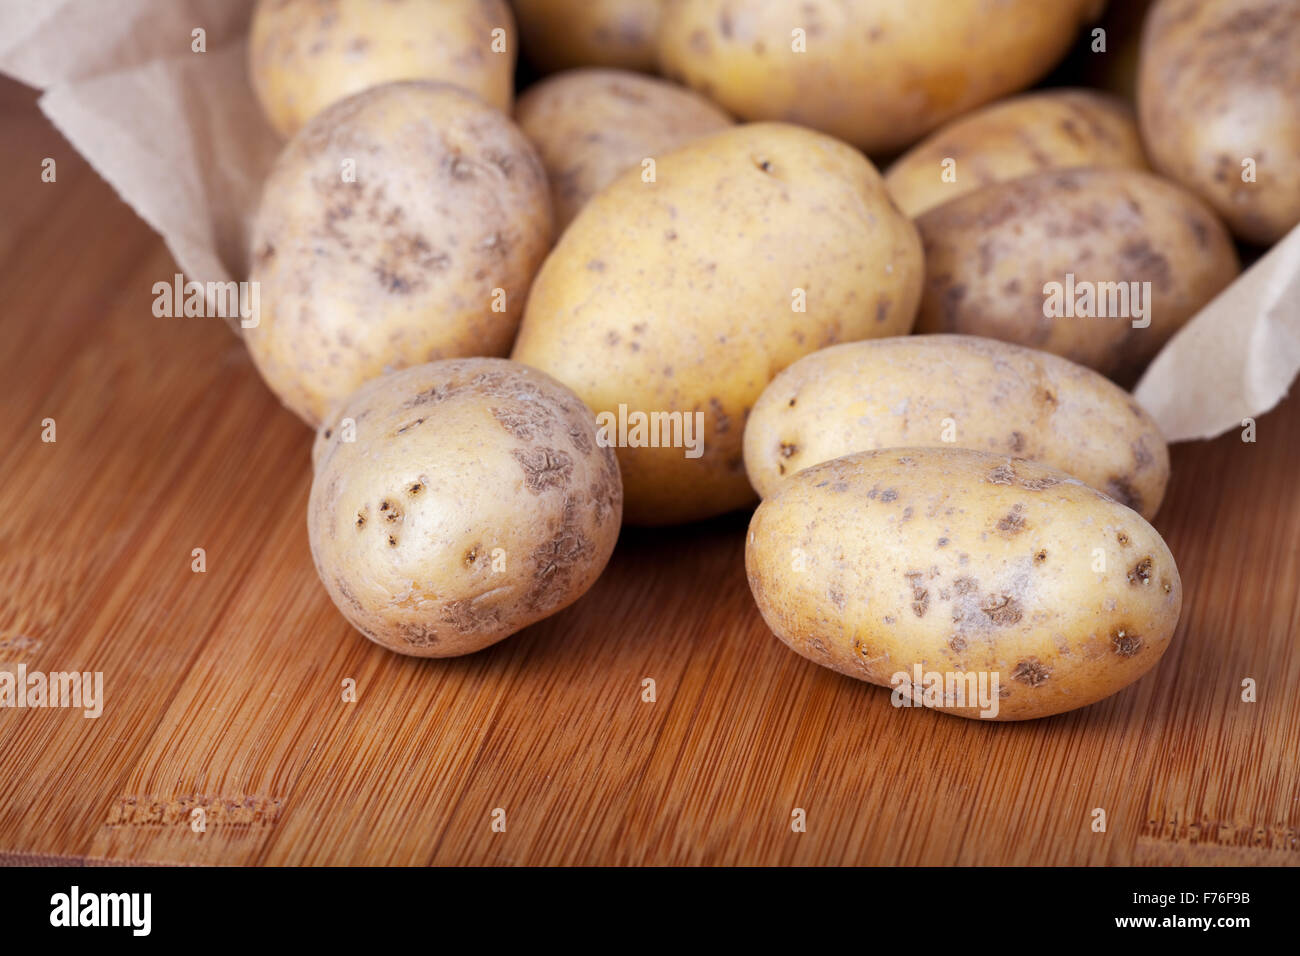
[1,78,1297,866]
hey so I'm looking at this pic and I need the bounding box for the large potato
[246,81,553,427]
[1138,0,1300,245]
[515,68,732,230]
[745,335,1170,519]
[656,0,1104,155]
[914,167,1240,382]
[512,0,661,73]
[250,0,516,139]
[746,448,1182,720]
[885,89,1148,218]
[309,358,622,657]
[511,122,924,525]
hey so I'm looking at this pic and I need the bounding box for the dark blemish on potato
[355,509,367,529]
[1009,431,1025,453]
[463,547,479,567]
[334,578,363,611]
[787,396,797,408]
[1038,388,1058,408]
[828,587,845,609]
[407,481,424,496]
[1132,439,1153,470]
[1105,476,1142,513]
[1162,579,1172,594]
[1118,239,1172,291]
[587,259,607,273]
[754,157,773,173]
[937,537,949,548]
[387,534,398,547]
[400,623,439,648]
[1117,531,1131,546]
[1011,658,1050,687]
[1128,557,1153,586]
[949,635,967,652]
[987,463,1016,485]
[952,576,979,595]
[905,571,930,618]
[665,229,678,241]
[395,417,425,435]
[982,594,1023,626]
[779,441,797,459]
[940,283,967,328]
[711,398,730,433]
[996,504,1026,535]
[526,505,593,609]
[373,234,448,294]
[404,385,448,408]
[568,424,593,455]
[512,447,574,493]
[1111,628,1143,657]
[883,615,895,626]
[440,599,500,633]
[880,489,898,503]
[492,404,553,442]
[1019,474,1061,491]
[605,330,621,347]
[1187,213,1210,248]
[1034,549,1048,563]
[875,299,890,322]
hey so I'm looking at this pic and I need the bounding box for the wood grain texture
[1,78,1297,866]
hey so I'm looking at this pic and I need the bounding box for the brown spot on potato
[1034,549,1048,563]
[440,599,500,633]
[996,504,1026,535]
[463,547,479,566]
[400,623,439,648]
[355,510,367,529]
[512,448,574,494]
[1117,531,1131,546]
[905,571,930,618]
[1111,628,1143,657]
[779,441,798,459]
[1128,557,1153,586]
[987,463,1016,485]
[982,595,1023,626]
[949,635,967,652]
[1011,658,1050,687]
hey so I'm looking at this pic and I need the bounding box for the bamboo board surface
[1,78,1297,866]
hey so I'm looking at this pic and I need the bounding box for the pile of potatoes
[238,0,1298,720]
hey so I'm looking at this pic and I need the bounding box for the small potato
[249,0,516,138]
[885,89,1148,218]
[744,335,1170,519]
[246,81,553,427]
[512,0,661,73]
[914,167,1240,382]
[309,358,622,657]
[1138,0,1300,245]
[515,69,733,230]
[656,0,1104,155]
[511,122,924,525]
[746,448,1182,720]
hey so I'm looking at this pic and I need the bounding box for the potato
[914,167,1240,382]
[512,0,661,73]
[515,68,733,230]
[745,335,1170,519]
[511,122,924,525]
[745,447,1182,720]
[246,81,553,427]
[1137,0,1300,245]
[249,0,516,138]
[308,358,622,657]
[656,0,1104,156]
[884,89,1148,218]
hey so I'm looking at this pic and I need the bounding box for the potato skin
[249,0,516,139]
[511,122,924,525]
[308,358,622,657]
[1137,0,1300,245]
[512,0,661,73]
[515,68,732,230]
[745,448,1182,720]
[885,89,1148,218]
[656,0,1102,155]
[744,335,1170,519]
[246,82,553,427]
[914,167,1240,382]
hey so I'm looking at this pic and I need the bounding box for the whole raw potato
[914,167,1240,382]
[511,122,924,525]
[512,0,662,73]
[744,335,1170,519]
[515,68,733,230]
[885,89,1148,218]
[1137,0,1300,245]
[746,448,1182,720]
[246,81,553,427]
[249,0,517,138]
[656,0,1105,155]
[309,358,622,657]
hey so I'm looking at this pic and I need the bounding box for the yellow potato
[745,335,1170,519]
[746,447,1182,720]
[245,82,552,427]
[914,167,1239,382]
[511,122,924,525]
[512,0,661,73]
[515,68,733,230]
[1138,0,1300,245]
[885,89,1148,218]
[309,358,622,657]
[656,0,1105,155]
[249,0,516,138]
